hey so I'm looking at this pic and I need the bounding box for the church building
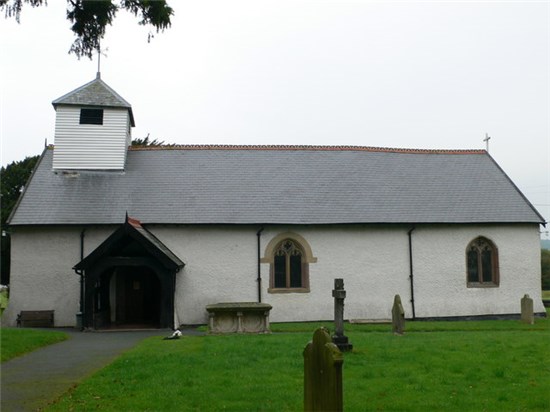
[3,76,546,329]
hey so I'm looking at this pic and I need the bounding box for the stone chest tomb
[206,302,272,333]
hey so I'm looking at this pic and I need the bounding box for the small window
[80,108,104,125]
[466,237,499,287]
[262,232,317,294]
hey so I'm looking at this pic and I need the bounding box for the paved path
[1,329,172,411]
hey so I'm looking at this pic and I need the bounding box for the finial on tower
[96,45,101,79]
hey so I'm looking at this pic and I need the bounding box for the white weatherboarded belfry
[51,73,134,171]
[4,76,547,329]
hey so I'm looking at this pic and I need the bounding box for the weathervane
[483,133,491,152]
[96,44,108,79]
[97,45,101,78]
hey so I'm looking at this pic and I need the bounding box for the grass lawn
[1,328,68,362]
[542,290,550,300]
[48,313,550,412]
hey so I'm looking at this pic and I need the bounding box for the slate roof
[52,75,135,126]
[8,145,545,226]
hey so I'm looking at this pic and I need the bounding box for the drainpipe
[79,229,85,312]
[80,229,85,259]
[75,229,86,329]
[408,227,416,320]
[256,227,264,303]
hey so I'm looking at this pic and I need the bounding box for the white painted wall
[52,106,130,170]
[4,227,81,326]
[412,225,544,318]
[3,223,545,327]
[3,226,113,327]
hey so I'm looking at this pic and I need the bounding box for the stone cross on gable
[484,133,491,152]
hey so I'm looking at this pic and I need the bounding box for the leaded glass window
[466,237,499,286]
[273,240,303,289]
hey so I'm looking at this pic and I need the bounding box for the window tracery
[274,240,304,288]
[262,232,316,294]
[466,237,499,287]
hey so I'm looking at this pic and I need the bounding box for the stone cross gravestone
[392,294,405,335]
[304,328,344,412]
[520,294,534,324]
[332,278,353,351]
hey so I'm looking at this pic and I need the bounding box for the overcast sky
[1,1,549,232]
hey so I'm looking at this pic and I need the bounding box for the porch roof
[74,216,184,272]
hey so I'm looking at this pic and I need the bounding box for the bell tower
[51,73,135,170]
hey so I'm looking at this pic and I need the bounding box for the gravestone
[332,279,353,351]
[520,294,534,324]
[392,294,405,335]
[304,328,344,412]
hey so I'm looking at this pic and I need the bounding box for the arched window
[262,232,317,293]
[466,237,499,287]
[274,239,303,288]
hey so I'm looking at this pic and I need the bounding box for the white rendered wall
[52,106,130,170]
[5,227,82,326]
[4,223,544,327]
[3,226,114,327]
[151,226,259,327]
[152,223,545,324]
[411,225,544,318]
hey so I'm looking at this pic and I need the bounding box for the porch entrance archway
[93,265,161,329]
[74,217,184,330]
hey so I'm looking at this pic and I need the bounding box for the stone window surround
[466,236,500,288]
[261,232,317,294]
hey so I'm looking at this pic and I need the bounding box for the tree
[1,0,173,59]
[131,134,165,147]
[542,249,550,290]
[1,155,39,226]
[1,155,39,285]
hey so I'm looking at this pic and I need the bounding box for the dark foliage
[1,155,39,284]
[131,135,165,147]
[0,0,44,21]
[1,155,39,225]
[1,0,173,59]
